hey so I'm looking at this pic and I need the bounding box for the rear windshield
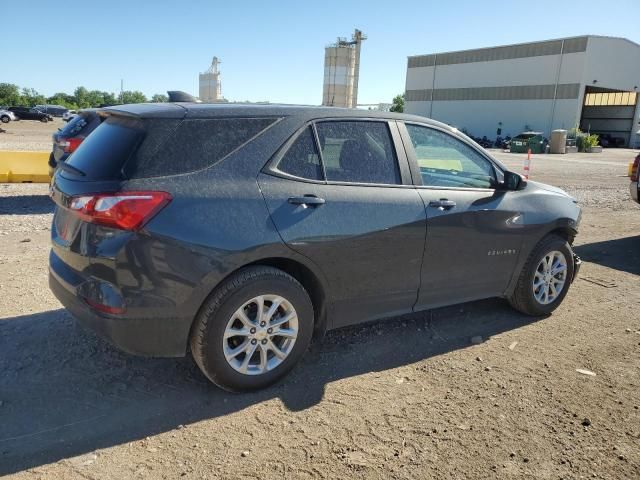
[65,116,143,180]
[64,116,278,180]
[60,113,98,137]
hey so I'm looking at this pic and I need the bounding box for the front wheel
[40,117,48,123]
[190,266,314,392]
[509,234,574,316]
[0,115,9,123]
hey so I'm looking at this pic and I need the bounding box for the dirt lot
[1,131,639,478]
[0,118,64,152]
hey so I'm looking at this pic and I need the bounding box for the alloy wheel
[222,295,298,375]
[532,250,568,305]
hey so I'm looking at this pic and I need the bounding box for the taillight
[83,297,125,315]
[69,191,172,231]
[631,155,640,182]
[58,137,83,153]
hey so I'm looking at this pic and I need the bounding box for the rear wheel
[41,117,48,123]
[508,234,574,316]
[190,266,314,392]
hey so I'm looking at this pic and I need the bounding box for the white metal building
[199,57,222,103]
[322,29,366,108]
[404,36,640,147]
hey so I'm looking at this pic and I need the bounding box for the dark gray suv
[49,103,581,391]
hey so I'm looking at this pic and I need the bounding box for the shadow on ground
[0,195,54,216]
[575,235,640,276]
[0,300,541,475]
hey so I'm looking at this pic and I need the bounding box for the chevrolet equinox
[49,103,582,391]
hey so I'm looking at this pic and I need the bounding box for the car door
[398,122,524,310]
[258,119,427,329]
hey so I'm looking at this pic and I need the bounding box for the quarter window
[405,124,496,189]
[315,121,401,185]
[276,127,323,180]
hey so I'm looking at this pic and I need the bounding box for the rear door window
[275,127,323,180]
[315,121,400,184]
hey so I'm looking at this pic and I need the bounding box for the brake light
[83,297,125,315]
[69,191,172,231]
[631,155,640,182]
[58,137,83,153]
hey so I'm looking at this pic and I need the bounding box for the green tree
[74,86,91,108]
[0,83,22,106]
[390,94,404,113]
[151,93,168,103]
[47,93,78,109]
[120,90,147,104]
[21,88,46,106]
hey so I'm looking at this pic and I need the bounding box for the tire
[41,117,48,123]
[508,234,574,316]
[0,115,9,123]
[190,266,314,392]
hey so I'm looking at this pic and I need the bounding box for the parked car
[630,152,639,204]
[8,107,53,122]
[48,109,101,176]
[0,109,17,123]
[62,110,78,122]
[49,104,582,392]
[34,104,69,117]
[597,133,626,148]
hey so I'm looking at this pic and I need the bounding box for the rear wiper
[58,162,86,177]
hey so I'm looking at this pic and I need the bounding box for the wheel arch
[504,219,578,297]
[546,225,578,245]
[245,257,329,339]
[189,255,330,350]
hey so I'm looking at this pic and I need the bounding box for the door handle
[288,195,325,208]
[428,199,456,210]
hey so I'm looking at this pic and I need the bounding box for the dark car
[8,106,53,122]
[49,103,582,391]
[34,105,69,117]
[48,109,101,175]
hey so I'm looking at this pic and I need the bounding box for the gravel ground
[0,118,63,151]
[1,147,639,479]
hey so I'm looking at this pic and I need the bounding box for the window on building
[584,91,637,106]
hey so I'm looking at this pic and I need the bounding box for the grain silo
[322,29,366,108]
[199,57,222,103]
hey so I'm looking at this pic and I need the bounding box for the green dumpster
[510,131,545,154]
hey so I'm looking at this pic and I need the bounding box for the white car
[0,109,17,123]
[62,110,78,122]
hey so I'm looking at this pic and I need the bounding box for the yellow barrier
[0,151,51,183]
[630,162,635,177]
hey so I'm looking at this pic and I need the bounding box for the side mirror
[500,170,527,191]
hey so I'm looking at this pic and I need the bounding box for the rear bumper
[49,254,189,357]
[631,181,639,204]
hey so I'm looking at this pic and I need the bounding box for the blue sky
[2,0,639,105]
